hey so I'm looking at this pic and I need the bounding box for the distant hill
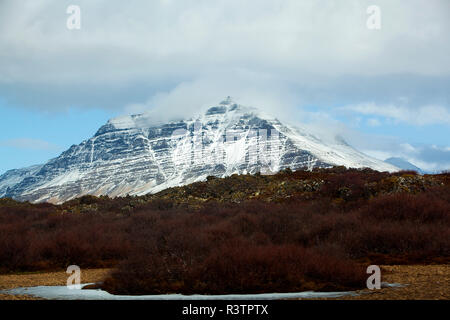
[385,157,424,174]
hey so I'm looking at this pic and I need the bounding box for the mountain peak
[206,96,240,115]
[205,97,260,118]
[219,96,234,106]
[1,98,400,203]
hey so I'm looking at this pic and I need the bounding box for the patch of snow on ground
[1,284,359,300]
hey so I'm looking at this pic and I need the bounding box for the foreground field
[0,168,449,295]
[311,265,450,300]
[0,265,448,300]
[0,268,110,300]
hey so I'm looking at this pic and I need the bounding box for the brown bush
[103,242,366,295]
[361,193,450,223]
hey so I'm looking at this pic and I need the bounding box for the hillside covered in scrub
[37,166,444,212]
[0,167,449,295]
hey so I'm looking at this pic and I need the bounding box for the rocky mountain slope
[0,97,398,203]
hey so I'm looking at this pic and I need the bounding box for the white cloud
[0,0,449,112]
[367,118,381,127]
[340,103,450,125]
[0,138,60,151]
[122,70,301,125]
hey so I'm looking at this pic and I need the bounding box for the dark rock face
[0,98,397,203]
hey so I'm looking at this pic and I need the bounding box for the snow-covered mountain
[0,164,43,197]
[0,97,398,203]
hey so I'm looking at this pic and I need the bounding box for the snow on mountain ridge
[0,164,43,198]
[1,97,399,203]
[106,97,264,131]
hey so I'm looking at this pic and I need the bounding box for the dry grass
[305,264,450,300]
[1,265,448,300]
[0,268,110,300]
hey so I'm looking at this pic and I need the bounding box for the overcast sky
[0,0,449,173]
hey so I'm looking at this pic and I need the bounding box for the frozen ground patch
[1,283,360,300]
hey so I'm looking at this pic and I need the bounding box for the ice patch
[2,284,359,300]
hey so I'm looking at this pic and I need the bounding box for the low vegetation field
[0,167,448,295]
